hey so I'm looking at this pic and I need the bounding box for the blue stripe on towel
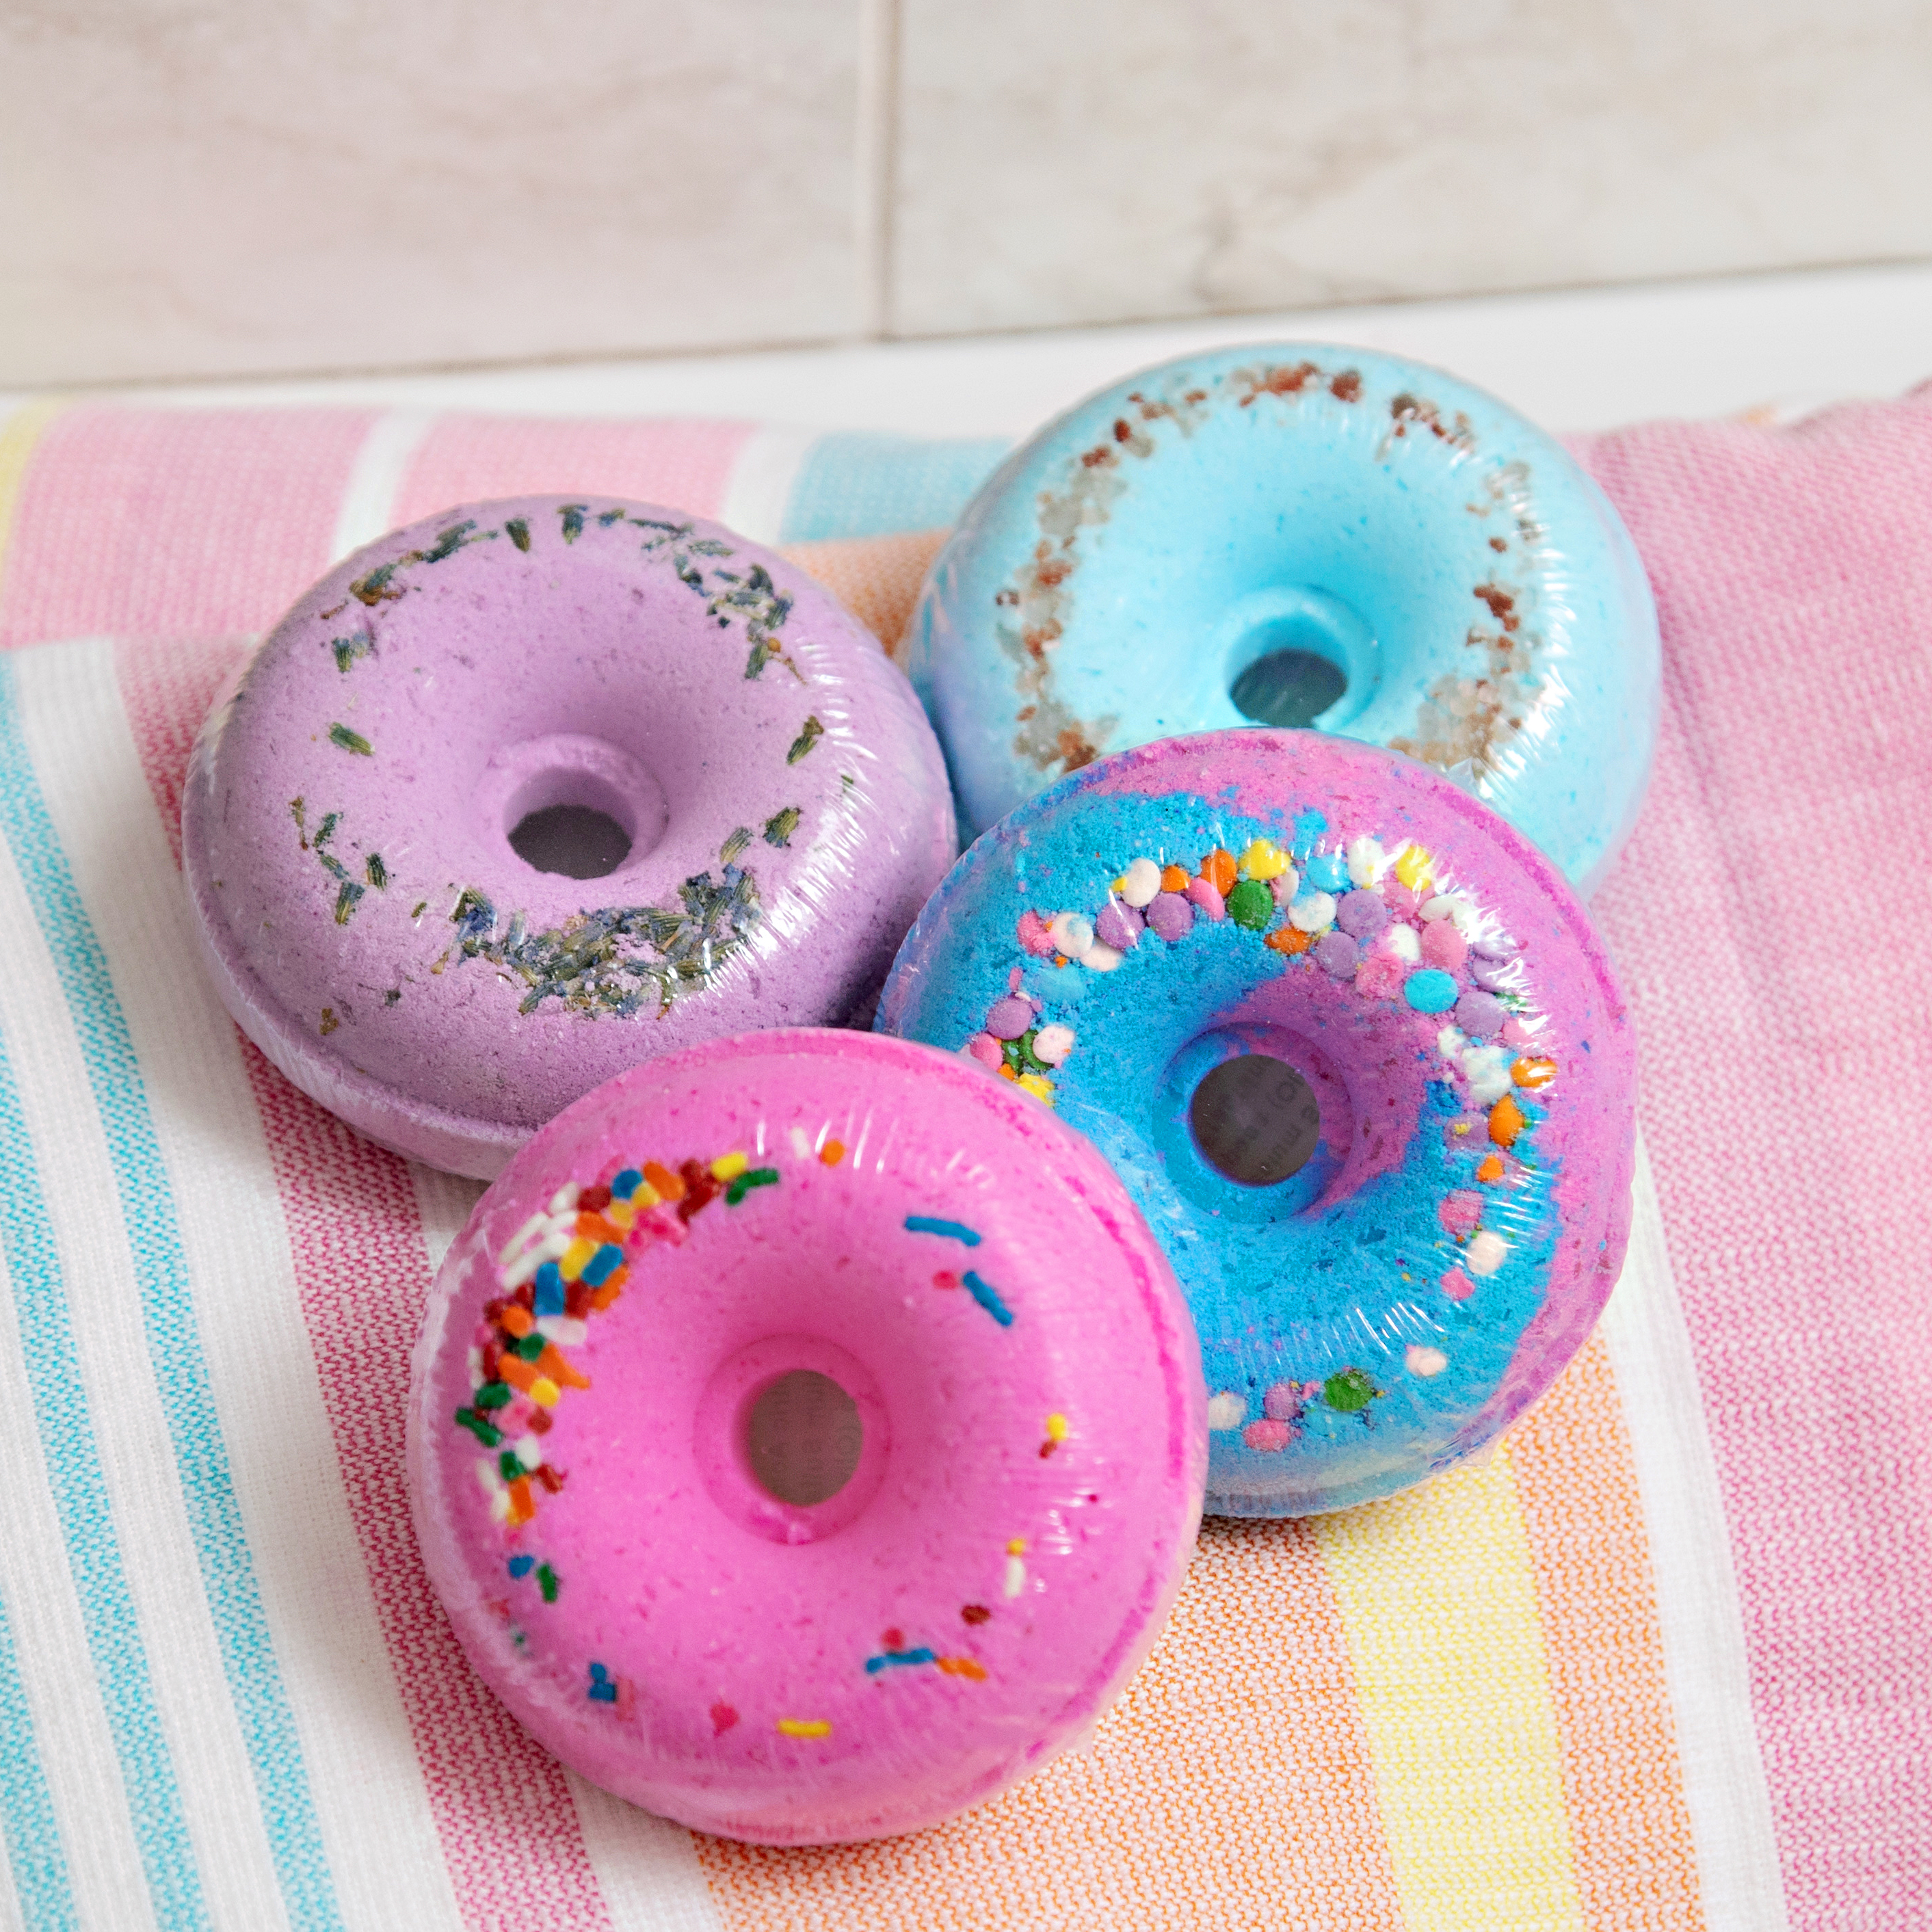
[779,432,1011,543]
[0,659,342,1932]
[0,1013,205,1930]
[0,1581,76,1931]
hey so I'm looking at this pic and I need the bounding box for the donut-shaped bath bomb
[879,731,1635,1517]
[908,343,1658,891]
[184,497,955,1178]
[406,1029,1205,1843]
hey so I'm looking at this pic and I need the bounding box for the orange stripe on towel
[1512,1332,1706,1931]
[782,530,948,667]
[698,1519,1401,1931]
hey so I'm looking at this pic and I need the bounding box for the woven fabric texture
[0,393,1921,1931]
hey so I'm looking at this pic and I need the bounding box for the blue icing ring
[907,343,1658,893]
[879,731,1637,1516]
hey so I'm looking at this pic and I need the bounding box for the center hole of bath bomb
[1190,1053,1324,1186]
[495,736,667,879]
[743,1371,864,1508]
[507,804,633,879]
[1230,649,1349,729]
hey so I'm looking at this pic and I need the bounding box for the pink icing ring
[183,497,955,1178]
[406,1029,1206,1844]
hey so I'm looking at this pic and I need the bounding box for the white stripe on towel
[0,1136,155,1932]
[331,412,438,564]
[1600,1135,1790,1932]
[718,426,821,546]
[566,1774,722,1932]
[13,637,466,1932]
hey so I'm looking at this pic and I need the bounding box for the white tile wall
[0,0,864,386]
[2,0,1929,386]
[889,0,1932,335]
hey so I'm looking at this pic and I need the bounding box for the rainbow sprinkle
[459,1147,784,1544]
[960,1270,1014,1328]
[865,1647,937,1673]
[904,1215,981,1246]
[864,1645,990,1683]
[905,1217,1011,1324]
[970,811,1565,1435]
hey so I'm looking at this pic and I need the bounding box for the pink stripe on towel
[1578,388,1932,1927]
[115,632,618,1932]
[1,409,371,648]
[396,416,754,525]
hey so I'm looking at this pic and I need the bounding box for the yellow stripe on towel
[0,399,65,599]
[1314,1441,1585,1932]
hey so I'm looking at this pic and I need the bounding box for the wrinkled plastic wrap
[183,497,956,1178]
[405,1029,1206,1844]
[908,343,1659,894]
[878,731,1636,1517]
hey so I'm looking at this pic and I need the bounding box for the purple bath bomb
[182,496,957,1178]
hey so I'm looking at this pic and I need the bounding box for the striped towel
[0,391,1922,1931]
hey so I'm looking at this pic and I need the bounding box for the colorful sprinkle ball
[979,816,1561,1440]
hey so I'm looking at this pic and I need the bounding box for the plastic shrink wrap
[879,731,1636,1516]
[907,343,1659,895]
[183,497,956,1178]
[406,1030,1206,1842]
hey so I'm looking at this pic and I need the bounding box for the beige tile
[890,0,1932,336]
[0,0,864,386]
